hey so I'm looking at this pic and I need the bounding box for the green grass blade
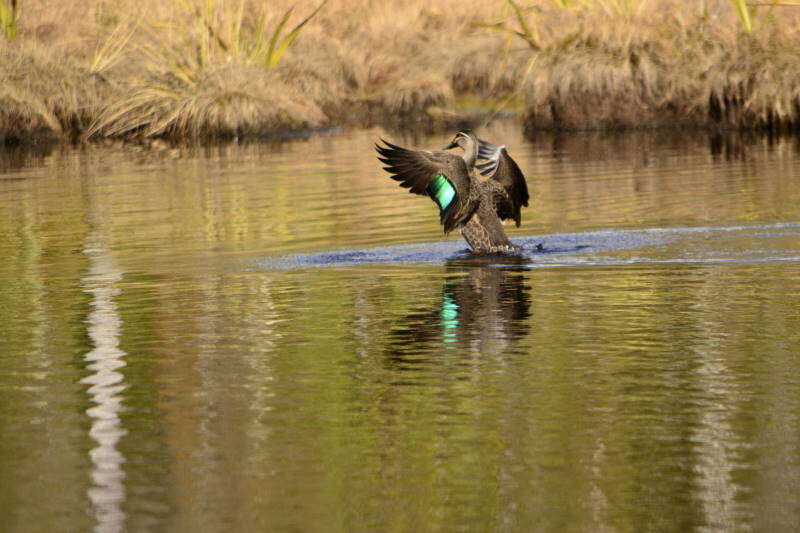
[268,0,327,67]
[0,0,20,39]
[473,0,540,51]
[507,0,540,50]
[230,0,245,56]
[265,6,294,67]
[730,0,752,33]
[472,21,532,44]
[471,21,516,34]
[90,21,138,74]
[508,0,533,40]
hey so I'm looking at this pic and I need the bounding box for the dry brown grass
[513,2,800,131]
[1,0,800,143]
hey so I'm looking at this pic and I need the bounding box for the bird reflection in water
[387,255,532,359]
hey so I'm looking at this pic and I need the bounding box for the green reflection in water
[439,292,459,343]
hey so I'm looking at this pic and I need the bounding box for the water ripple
[257,222,800,270]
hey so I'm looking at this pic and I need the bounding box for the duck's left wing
[375,139,476,234]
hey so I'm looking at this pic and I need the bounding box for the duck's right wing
[376,139,476,234]
[476,138,502,176]
[476,139,529,227]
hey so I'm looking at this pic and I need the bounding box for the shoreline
[1,116,793,165]
[2,105,797,149]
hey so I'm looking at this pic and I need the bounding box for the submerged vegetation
[2,0,800,143]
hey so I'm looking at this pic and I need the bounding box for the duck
[375,129,529,254]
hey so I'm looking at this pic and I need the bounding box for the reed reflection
[387,256,532,358]
[80,173,127,533]
[81,241,127,533]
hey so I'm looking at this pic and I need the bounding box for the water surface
[1,125,800,532]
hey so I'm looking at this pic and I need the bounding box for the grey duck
[375,130,529,254]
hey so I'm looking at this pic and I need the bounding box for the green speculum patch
[427,173,456,212]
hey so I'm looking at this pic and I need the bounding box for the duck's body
[375,130,529,254]
[460,181,517,253]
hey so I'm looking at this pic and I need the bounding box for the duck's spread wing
[477,140,529,227]
[376,139,474,234]
[476,138,502,176]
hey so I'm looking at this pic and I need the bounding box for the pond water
[1,122,800,532]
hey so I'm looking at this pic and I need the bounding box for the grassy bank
[1,0,800,143]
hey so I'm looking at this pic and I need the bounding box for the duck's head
[444,129,479,167]
[443,129,478,151]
